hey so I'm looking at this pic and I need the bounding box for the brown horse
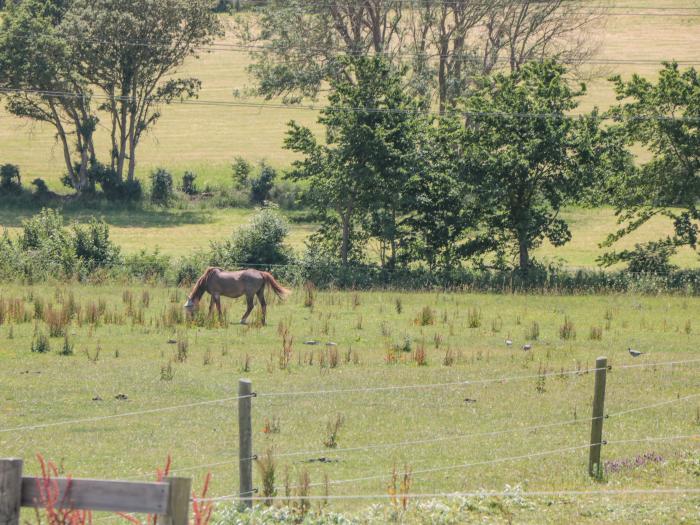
[184,267,290,325]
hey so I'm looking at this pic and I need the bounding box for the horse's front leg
[215,297,223,318]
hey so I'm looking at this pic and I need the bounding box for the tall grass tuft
[467,307,482,328]
[303,281,315,308]
[559,316,576,340]
[59,334,74,356]
[589,326,603,341]
[413,341,428,366]
[526,321,540,340]
[256,448,277,506]
[415,306,435,326]
[323,413,345,448]
[31,330,51,353]
[176,338,188,362]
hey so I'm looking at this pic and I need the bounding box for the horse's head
[183,296,199,315]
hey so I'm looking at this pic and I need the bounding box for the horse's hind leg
[240,295,254,324]
[208,295,216,317]
[257,288,267,326]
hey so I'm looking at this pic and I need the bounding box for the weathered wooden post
[238,379,254,508]
[159,477,191,525]
[0,459,23,525]
[588,356,608,478]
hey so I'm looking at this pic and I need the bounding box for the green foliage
[458,61,611,271]
[31,330,51,354]
[72,218,121,271]
[210,207,291,268]
[250,163,277,204]
[150,168,174,206]
[232,156,252,188]
[285,57,424,266]
[180,171,198,196]
[599,240,678,275]
[602,62,700,263]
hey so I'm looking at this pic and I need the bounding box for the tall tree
[459,60,606,271]
[600,62,700,268]
[0,0,97,191]
[237,0,601,110]
[285,57,423,266]
[63,0,222,182]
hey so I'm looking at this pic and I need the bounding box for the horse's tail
[189,267,220,301]
[261,271,291,299]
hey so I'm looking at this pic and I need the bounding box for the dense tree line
[285,57,698,273]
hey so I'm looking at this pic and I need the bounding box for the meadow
[1,282,698,523]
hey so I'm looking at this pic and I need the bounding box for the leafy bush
[73,218,121,270]
[232,156,252,188]
[123,249,171,280]
[0,163,21,193]
[31,178,51,198]
[19,208,77,276]
[150,168,174,206]
[210,206,291,268]
[180,171,198,195]
[250,163,277,204]
[92,164,142,201]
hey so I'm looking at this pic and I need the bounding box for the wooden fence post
[238,379,254,508]
[0,459,23,525]
[160,477,191,525]
[588,356,608,478]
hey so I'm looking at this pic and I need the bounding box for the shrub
[180,171,198,195]
[150,168,174,206]
[72,218,121,271]
[250,162,277,204]
[123,249,171,281]
[0,163,21,193]
[32,178,51,198]
[19,209,77,276]
[210,206,291,268]
[232,156,252,188]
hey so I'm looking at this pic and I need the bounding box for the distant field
[1,2,700,187]
[2,284,699,523]
[0,204,697,269]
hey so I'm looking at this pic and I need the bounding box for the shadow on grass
[0,197,215,229]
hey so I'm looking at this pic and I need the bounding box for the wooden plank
[20,477,169,514]
[0,459,23,525]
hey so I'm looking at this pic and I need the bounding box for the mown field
[1,283,698,523]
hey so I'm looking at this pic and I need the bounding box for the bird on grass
[628,347,644,357]
[522,344,532,351]
[505,339,513,347]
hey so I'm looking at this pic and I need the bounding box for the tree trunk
[340,212,350,266]
[518,236,530,271]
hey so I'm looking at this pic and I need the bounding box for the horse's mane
[188,267,221,302]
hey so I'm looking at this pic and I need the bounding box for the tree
[0,0,97,192]
[62,0,222,182]
[237,1,601,111]
[459,60,606,271]
[285,57,423,267]
[600,62,700,268]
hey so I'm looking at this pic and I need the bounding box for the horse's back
[211,268,263,296]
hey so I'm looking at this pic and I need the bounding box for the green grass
[1,5,700,187]
[1,283,698,523]
[1,204,697,269]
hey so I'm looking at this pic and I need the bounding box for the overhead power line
[2,87,700,122]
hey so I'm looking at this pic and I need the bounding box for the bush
[123,249,171,280]
[72,218,121,271]
[92,164,142,201]
[31,178,51,197]
[210,206,291,268]
[232,156,252,188]
[0,163,21,193]
[149,168,174,206]
[180,171,198,195]
[250,163,277,204]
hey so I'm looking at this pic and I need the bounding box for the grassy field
[1,283,698,523]
[1,203,698,270]
[1,2,700,187]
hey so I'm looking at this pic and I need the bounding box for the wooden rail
[1,459,190,525]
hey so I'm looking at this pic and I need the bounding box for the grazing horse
[184,267,290,325]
